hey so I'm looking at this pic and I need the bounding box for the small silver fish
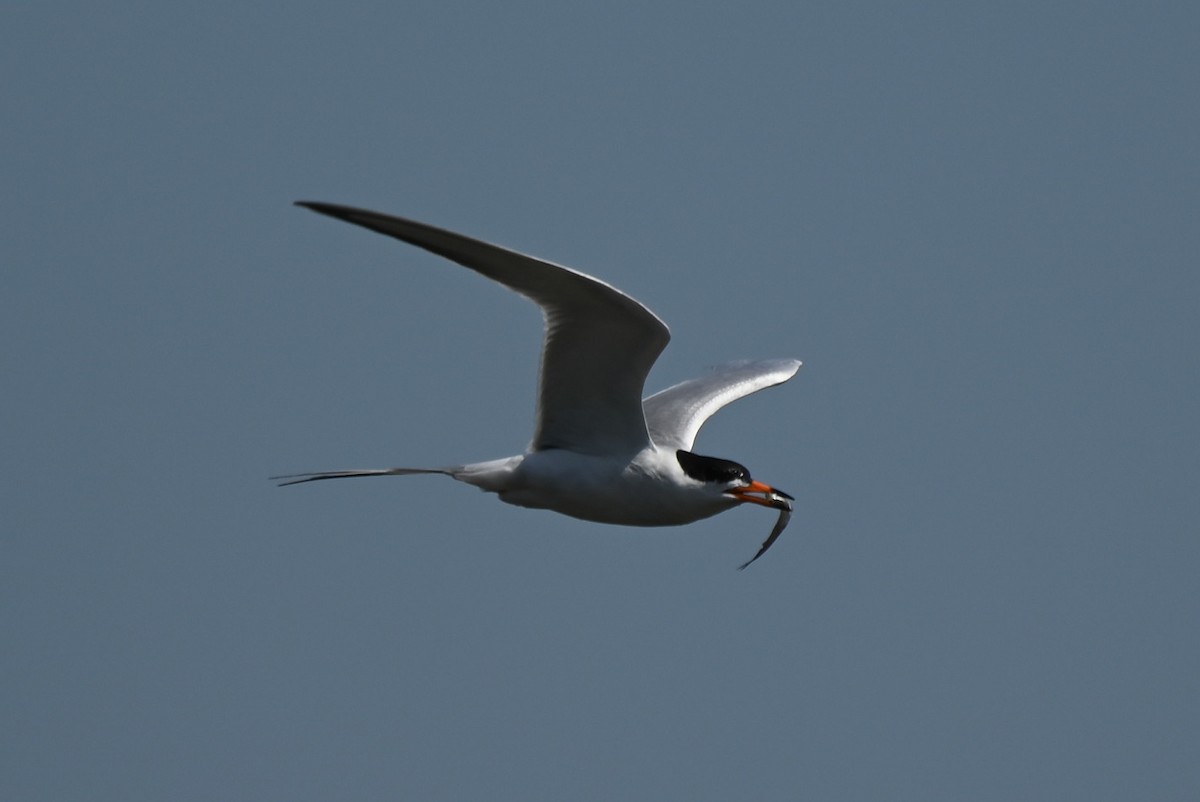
[738,493,793,570]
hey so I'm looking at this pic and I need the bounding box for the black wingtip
[295,200,342,217]
[294,200,384,233]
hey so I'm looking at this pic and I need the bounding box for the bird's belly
[498,451,732,527]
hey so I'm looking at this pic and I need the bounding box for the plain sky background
[4,2,1197,800]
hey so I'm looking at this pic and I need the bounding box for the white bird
[275,202,802,568]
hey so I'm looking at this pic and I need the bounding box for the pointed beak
[727,480,794,511]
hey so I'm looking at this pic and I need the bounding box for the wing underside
[642,358,802,451]
[297,202,671,455]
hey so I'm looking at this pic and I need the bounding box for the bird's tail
[273,455,521,492]
[271,467,453,487]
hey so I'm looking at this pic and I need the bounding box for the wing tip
[775,357,803,375]
[295,200,348,219]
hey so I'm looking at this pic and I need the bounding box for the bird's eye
[676,450,752,485]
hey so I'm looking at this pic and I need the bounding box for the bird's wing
[642,358,801,451]
[297,202,670,455]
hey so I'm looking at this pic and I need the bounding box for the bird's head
[675,449,793,511]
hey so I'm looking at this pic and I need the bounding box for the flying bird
[275,202,801,568]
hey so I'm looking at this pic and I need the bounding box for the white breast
[494,448,736,527]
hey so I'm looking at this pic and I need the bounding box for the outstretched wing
[297,202,671,456]
[642,358,801,450]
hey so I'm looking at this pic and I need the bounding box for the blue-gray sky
[4,2,1198,800]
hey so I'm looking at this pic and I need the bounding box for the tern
[275,202,802,568]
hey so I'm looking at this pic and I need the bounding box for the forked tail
[271,467,453,487]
